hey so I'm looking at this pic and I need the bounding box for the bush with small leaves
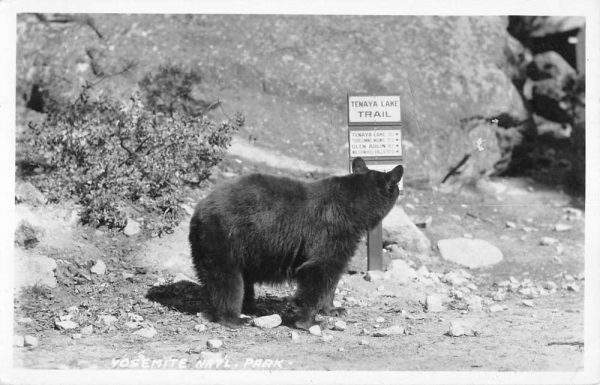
[25,90,242,234]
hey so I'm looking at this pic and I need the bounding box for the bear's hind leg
[242,279,257,315]
[207,270,245,328]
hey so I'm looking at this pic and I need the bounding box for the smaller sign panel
[349,129,402,158]
[348,95,401,125]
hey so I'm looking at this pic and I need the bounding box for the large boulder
[438,238,503,268]
[14,249,58,289]
[17,15,528,184]
[382,205,431,260]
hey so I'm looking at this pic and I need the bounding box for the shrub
[25,90,242,234]
[138,64,205,117]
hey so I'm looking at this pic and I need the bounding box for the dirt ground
[12,140,585,372]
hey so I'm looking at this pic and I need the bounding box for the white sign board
[349,129,402,157]
[348,95,401,124]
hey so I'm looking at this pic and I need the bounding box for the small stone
[489,304,504,313]
[497,280,510,288]
[566,283,580,292]
[133,327,157,338]
[55,320,79,330]
[518,287,537,299]
[563,207,583,221]
[98,315,117,326]
[125,322,140,329]
[332,300,342,308]
[333,320,347,331]
[359,328,370,336]
[359,339,370,345]
[322,334,334,342]
[207,339,223,349]
[17,317,33,324]
[505,221,517,229]
[466,295,483,312]
[554,223,572,232]
[90,260,107,275]
[425,295,444,313]
[24,335,38,347]
[522,226,537,232]
[417,265,430,277]
[543,281,558,291]
[80,325,93,335]
[446,321,475,337]
[576,272,585,281]
[522,300,534,307]
[364,270,386,282]
[442,271,468,286]
[13,335,24,347]
[375,316,385,323]
[128,313,143,322]
[338,347,345,352]
[71,333,82,340]
[252,314,282,329]
[466,283,478,291]
[194,324,207,332]
[153,277,166,286]
[376,285,385,292]
[67,306,79,315]
[172,273,194,283]
[290,331,300,341]
[123,219,141,236]
[412,215,432,229]
[122,272,134,280]
[539,237,559,246]
[509,276,519,284]
[564,274,574,281]
[309,325,322,336]
[372,324,405,337]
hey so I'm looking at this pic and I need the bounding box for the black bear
[189,157,403,329]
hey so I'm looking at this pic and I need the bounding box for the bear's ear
[385,164,404,185]
[352,157,369,174]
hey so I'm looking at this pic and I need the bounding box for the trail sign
[347,93,404,271]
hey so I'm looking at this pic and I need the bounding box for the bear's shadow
[146,281,297,325]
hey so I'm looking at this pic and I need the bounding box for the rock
[14,220,44,249]
[466,295,483,312]
[333,320,347,331]
[71,333,82,340]
[125,322,140,329]
[90,259,107,275]
[24,335,38,347]
[554,223,572,232]
[359,339,370,345]
[17,317,33,325]
[332,300,342,308]
[128,313,144,322]
[13,335,25,347]
[411,215,432,229]
[563,207,583,221]
[505,221,517,229]
[252,314,282,329]
[539,237,559,246]
[566,283,580,292]
[438,238,503,268]
[447,321,476,337]
[382,206,431,260]
[425,295,444,313]
[372,325,405,337]
[194,324,207,332]
[522,300,534,307]
[98,315,117,326]
[123,219,141,236]
[492,289,507,301]
[15,182,46,206]
[134,327,157,338]
[14,250,57,289]
[172,273,194,283]
[359,328,370,336]
[322,334,334,342]
[308,325,322,336]
[55,320,79,330]
[442,271,468,286]
[290,331,300,341]
[375,316,385,323]
[80,325,94,335]
[386,259,418,284]
[527,51,576,81]
[207,339,223,349]
[122,272,134,280]
[364,270,386,282]
[489,304,504,313]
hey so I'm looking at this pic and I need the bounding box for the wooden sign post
[347,94,403,271]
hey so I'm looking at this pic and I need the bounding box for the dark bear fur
[189,158,403,329]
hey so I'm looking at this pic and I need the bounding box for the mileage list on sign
[349,129,402,157]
